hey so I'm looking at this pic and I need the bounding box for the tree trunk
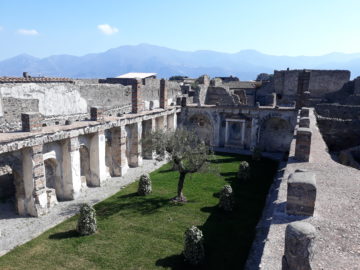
[174,172,187,202]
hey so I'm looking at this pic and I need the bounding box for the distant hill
[1,44,360,80]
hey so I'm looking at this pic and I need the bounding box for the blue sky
[0,0,359,60]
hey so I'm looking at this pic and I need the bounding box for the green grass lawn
[0,154,278,270]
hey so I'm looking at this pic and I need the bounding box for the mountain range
[1,43,360,80]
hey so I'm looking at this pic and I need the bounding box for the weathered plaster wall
[0,83,88,116]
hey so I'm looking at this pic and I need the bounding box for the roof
[0,77,74,83]
[116,72,157,79]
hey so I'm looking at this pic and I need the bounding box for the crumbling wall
[205,87,241,106]
[78,83,132,109]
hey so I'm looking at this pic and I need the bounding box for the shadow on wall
[259,117,293,152]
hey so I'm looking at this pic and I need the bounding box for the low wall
[246,108,360,269]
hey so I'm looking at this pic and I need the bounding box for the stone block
[286,171,316,216]
[46,188,58,208]
[34,177,46,190]
[295,128,312,162]
[90,107,104,121]
[300,107,310,118]
[21,112,43,132]
[33,165,45,178]
[299,117,310,128]
[282,221,316,270]
[33,189,49,216]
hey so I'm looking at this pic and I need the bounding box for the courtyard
[0,154,278,270]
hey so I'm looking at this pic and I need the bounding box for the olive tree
[143,128,212,202]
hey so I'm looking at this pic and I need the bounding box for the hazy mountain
[0,44,360,80]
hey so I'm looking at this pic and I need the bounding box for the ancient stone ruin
[0,69,359,268]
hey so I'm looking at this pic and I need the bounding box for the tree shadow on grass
[208,157,240,164]
[49,230,80,240]
[95,194,183,220]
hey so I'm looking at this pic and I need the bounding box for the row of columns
[18,113,177,217]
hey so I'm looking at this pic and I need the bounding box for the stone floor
[246,109,360,270]
[0,158,167,256]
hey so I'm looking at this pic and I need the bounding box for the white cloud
[17,29,39,35]
[97,24,118,35]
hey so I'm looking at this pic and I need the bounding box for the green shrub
[183,226,205,265]
[219,185,234,211]
[238,161,250,181]
[137,173,152,196]
[76,203,97,236]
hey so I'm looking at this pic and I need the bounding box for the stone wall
[273,69,350,105]
[205,87,241,106]
[309,70,350,98]
[316,116,360,151]
[316,104,360,151]
[316,104,360,120]
[0,79,181,132]
[0,83,88,116]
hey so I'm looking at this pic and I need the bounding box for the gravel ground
[0,158,167,256]
[246,109,360,270]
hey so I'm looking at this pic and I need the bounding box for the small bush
[183,226,205,265]
[237,161,250,181]
[77,203,97,236]
[219,184,234,212]
[137,173,152,196]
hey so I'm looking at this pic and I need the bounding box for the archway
[0,153,26,215]
[79,145,91,187]
[259,117,293,152]
[44,158,61,200]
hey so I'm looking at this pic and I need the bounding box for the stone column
[160,79,168,109]
[61,137,81,200]
[22,145,48,217]
[155,116,166,130]
[120,126,129,175]
[295,128,312,162]
[128,122,143,167]
[132,78,143,114]
[166,113,177,131]
[272,92,277,108]
[286,170,317,216]
[107,127,128,176]
[181,97,187,107]
[250,118,258,149]
[142,119,156,159]
[89,130,109,186]
[282,221,316,270]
